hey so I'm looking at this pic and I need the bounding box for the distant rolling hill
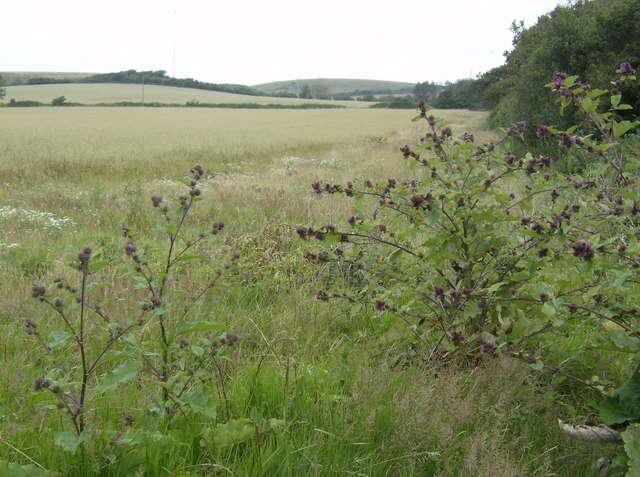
[253,78,415,96]
[1,71,94,85]
[2,83,372,108]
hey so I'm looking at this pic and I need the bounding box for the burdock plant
[122,164,239,419]
[298,65,639,367]
[30,246,141,453]
[27,165,240,456]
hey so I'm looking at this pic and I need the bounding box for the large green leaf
[211,418,255,448]
[184,387,217,419]
[47,330,72,350]
[613,120,637,138]
[96,360,139,393]
[599,366,640,425]
[54,431,84,454]
[0,460,47,476]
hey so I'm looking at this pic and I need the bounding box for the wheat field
[4,83,372,107]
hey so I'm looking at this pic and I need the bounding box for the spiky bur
[296,65,639,370]
[121,164,240,418]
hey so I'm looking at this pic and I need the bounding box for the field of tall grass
[0,106,602,476]
[3,84,371,107]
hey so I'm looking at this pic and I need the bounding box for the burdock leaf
[185,387,217,419]
[54,431,84,454]
[47,330,72,349]
[0,459,47,476]
[211,418,255,448]
[96,360,139,393]
[599,366,640,425]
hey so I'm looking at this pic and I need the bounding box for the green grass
[252,78,414,96]
[3,83,373,108]
[0,106,605,476]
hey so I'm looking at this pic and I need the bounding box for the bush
[298,66,640,471]
[488,0,640,129]
[51,96,67,106]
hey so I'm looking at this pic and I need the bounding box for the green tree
[0,75,6,101]
[51,96,67,106]
[413,81,443,102]
[299,84,312,99]
[489,0,640,128]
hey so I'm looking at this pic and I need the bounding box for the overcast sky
[3,0,564,85]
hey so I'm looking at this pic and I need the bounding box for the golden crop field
[4,83,372,107]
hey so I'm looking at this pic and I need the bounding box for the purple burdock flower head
[34,377,50,391]
[538,155,552,167]
[572,241,594,261]
[536,124,551,139]
[191,164,205,178]
[348,215,362,226]
[31,284,46,299]
[560,133,576,149]
[440,127,452,139]
[434,286,444,298]
[552,72,568,89]
[410,194,426,208]
[515,121,526,133]
[124,241,137,256]
[400,145,412,158]
[77,246,92,265]
[374,299,386,311]
[451,330,465,345]
[530,221,544,233]
[315,290,329,301]
[151,194,163,207]
[618,62,636,76]
[296,227,308,239]
[631,202,639,216]
[211,222,224,235]
[462,132,474,143]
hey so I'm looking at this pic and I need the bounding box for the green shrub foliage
[299,65,640,468]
